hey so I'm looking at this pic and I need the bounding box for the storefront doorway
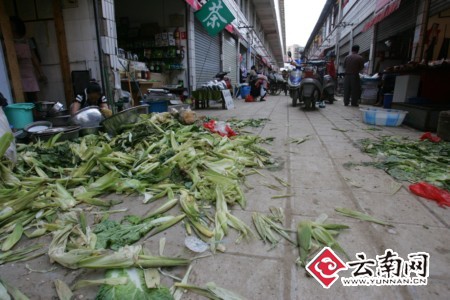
[114,0,188,98]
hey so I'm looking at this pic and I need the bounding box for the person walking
[343,45,364,107]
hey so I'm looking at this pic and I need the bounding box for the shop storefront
[114,0,188,99]
[194,18,221,88]
[1,0,103,106]
[222,31,238,87]
[354,18,374,59]
[424,2,450,61]
[239,42,248,83]
[374,0,417,66]
[338,33,351,73]
[375,0,450,131]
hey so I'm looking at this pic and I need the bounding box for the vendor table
[121,80,154,105]
[192,90,224,109]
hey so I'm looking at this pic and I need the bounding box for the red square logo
[306,247,348,288]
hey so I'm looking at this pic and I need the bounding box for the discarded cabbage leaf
[95,268,173,300]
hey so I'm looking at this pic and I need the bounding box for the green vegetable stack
[361,136,450,190]
[0,113,273,298]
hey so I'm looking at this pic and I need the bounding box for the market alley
[1,95,449,300]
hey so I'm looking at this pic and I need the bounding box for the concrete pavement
[0,95,448,299]
[199,95,449,300]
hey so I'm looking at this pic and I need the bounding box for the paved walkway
[1,95,448,299]
[198,95,449,300]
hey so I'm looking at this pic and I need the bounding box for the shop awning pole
[93,0,110,106]
[0,0,24,103]
[53,0,74,106]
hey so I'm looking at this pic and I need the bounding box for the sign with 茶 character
[195,0,235,36]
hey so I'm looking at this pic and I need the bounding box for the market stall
[114,0,189,107]
[384,7,450,131]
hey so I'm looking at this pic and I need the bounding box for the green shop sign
[195,0,235,36]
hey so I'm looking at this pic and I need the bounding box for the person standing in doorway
[343,45,364,107]
[10,16,46,102]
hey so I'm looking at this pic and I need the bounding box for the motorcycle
[300,61,323,110]
[299,60,336,110]
[289,69,303,107]
[268,72,285,95]
[287,52,303,107]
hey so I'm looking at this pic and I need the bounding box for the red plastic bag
[203,120,237,138]
[245,95,254,102]
[420,132,441,143]
[409,182,450,208]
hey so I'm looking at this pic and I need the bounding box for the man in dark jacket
[344,45,365,107]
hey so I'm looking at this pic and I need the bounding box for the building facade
[0,0,285,106]
[287,44,304,60]
[304,0,450,75]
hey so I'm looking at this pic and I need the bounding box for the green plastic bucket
[4,103,35,129]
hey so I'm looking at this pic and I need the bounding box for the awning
[185,0,234,34]
[363,0,401,32]
[185,0,201,10]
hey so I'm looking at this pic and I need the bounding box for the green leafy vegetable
[361,137,450,190]
[94,219,154,250]
[95,268,173,300]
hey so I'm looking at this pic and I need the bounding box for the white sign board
[222,90,235,110]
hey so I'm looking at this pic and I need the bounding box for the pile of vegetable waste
[0,113,272,299]
[360,137,450,191]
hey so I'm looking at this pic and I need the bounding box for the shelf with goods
[118,33,186,72]
[144,46,185,73]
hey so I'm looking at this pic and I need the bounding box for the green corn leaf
[0,132,13,158]
[335,208,393,227]
[54,280,72,300]
[297,221,312,266]
[2,223,23,251]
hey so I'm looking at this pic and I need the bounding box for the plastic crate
[360,108,408,126]
[240,86,251,98]
[141,100,169,113]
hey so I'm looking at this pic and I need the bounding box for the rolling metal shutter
[430,0,450,16]
[195,19,221,88]
[354,28,374,54]
[339,33,351,56]
[340,42,350,57]
[222,32,238,87]
[377,0,417,41]
[353,16,374,54]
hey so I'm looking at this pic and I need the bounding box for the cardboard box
[150,73,166,88]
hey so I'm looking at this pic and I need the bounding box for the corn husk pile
[0,113,270,248]
[0,113,272,298]
[296,214,350,267]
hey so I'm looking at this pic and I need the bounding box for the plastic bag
[409,182,450,208]
[245,95,254,102]
[420,132,441,143]
[0,107,16,163]
[203,120,236,137]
